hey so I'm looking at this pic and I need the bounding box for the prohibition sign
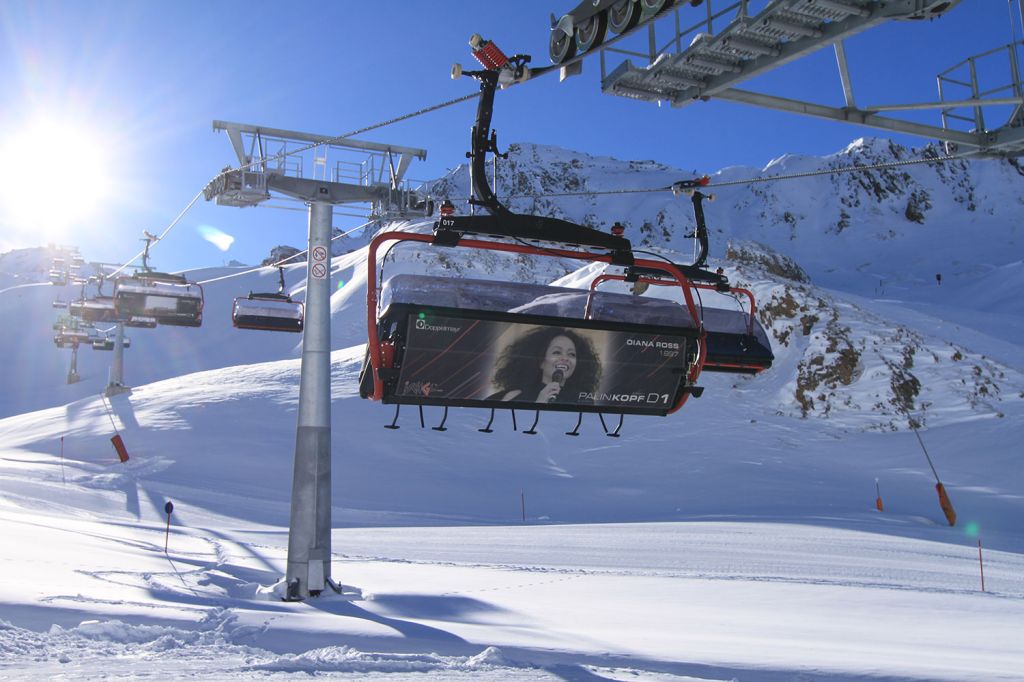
[312,246,327,262]
[312,263,327,279]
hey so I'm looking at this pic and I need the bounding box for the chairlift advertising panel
[382,306,694,416]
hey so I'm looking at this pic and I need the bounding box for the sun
[0,115,113,244]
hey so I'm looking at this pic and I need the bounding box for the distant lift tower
[104,322,131,397]
[558,0,1023,158]
[204,122,428,601]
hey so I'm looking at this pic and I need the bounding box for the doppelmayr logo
[415,319,461,333]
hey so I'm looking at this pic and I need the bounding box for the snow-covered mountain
[1,139,1022,679]
[433,137,1023,301]
[3,139,1022,425]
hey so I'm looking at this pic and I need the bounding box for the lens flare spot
[964,521,980,538]
[337,279,346,289]
[197,224,235,252]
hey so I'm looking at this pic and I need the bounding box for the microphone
[547,363,568,403]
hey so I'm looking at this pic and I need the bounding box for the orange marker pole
[911,422,956,526]
[875,478,883,512]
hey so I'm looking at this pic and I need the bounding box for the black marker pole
[164,501,174,554]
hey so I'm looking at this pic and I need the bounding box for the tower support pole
[285,200,333,599]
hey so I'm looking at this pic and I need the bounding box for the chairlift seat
[53,327,93,348]
[363,274,702,416]
[699,306,774,374]
[380,275,698,328]
[232,293,304,333]
[69,296,119,323]
[114,275,203,327]
[91,336,130,351]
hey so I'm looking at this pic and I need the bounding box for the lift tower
[204,122,428,600]
[551,0,1023,158]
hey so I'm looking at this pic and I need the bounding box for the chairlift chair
[53,326,94,349]
[123,315,158,329]
[231,267,304,333]
[113,271,204,327]
[588,271,773,374]
[49,269,68,286]
[356,35,770,431]
[91,335,131,351]
[69,296,120,324]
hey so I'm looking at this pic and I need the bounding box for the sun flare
[0,116,113,243]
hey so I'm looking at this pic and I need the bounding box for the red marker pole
[164,501,174,554]
[978,539,986,593]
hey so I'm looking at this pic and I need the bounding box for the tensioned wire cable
[109,91,482,276]
[478,148,978,201]
[108,59,982,276]
[195,219,374,286]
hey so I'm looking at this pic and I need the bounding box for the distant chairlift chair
[232,266,304,333]
[114,271,204,328]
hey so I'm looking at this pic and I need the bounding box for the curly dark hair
[491,326,602,401]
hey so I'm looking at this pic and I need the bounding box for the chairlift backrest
[69,296,119,323]
[53,326,94,348]
[231,293,304,333]
[114,273,203,327]
[91,336,130,351]
[360,231,707,417]
[588,274,773,375]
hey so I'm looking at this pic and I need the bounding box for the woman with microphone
[486,327,602,404]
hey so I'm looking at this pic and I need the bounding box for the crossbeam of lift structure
[205,122,428,601]
[205,121,431,220]
[562,0,1023,158]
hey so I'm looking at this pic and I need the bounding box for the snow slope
[1,140,1022,680]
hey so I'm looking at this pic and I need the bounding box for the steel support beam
[834,41,857,109]
[715,87,982,148]
[285,201,334,601]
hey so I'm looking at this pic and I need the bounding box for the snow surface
[1,141,1023,680]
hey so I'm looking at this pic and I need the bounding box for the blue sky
[0,0,1016,271]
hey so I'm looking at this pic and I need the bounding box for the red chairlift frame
[364,230,709,415]
[588,273,769,375]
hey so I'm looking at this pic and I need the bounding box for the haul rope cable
[477,149,979,201]
[106,92,481,277]
[102,47,980,275]
[195,219,375,286]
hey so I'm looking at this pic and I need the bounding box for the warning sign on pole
[311,246,328,280]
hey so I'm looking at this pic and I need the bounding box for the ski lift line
[109,93,479,282]
[0,282,53,295]
[194,219,373,286]
[107,188,206,280]
[485,149,978,201]
[214,92,481,183]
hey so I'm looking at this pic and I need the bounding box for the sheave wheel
[608,0,641,34]
[549,26,577,64]
[575,11,608,53]
[639,0,671,22]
